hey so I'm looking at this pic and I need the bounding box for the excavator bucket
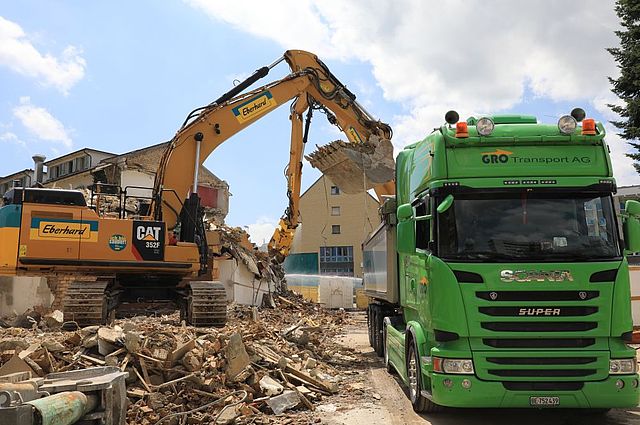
[305,136,395,194]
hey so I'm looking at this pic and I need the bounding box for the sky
[0,1,638,244]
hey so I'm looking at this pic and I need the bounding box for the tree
[608,0,640,172]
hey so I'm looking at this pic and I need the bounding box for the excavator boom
[151,50,395,262]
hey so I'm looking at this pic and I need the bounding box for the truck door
[405,195,432,315]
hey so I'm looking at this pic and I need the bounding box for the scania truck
[364,109,640,412]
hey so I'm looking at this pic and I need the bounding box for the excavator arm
[151,50,394,264]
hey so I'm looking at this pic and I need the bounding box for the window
[75,155,88,171]
[320,246,354,276]
[415,196,430,250]
[49,166,58,179]
[438,191,620,262]
[331,206,340,216]
[332,225,341,234]
[331,186,340,195]
[67,160,74,174]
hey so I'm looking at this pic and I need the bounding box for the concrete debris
[0,291,361,424]
[43,310,64,329]
[259,375,284,396]
[266,390,300,415]
[305,136,395,194]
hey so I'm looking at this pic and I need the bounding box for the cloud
[13,97,72,147]
[0,16,86,94]
[187,0,638,183]
[244,216,278,245]
[0,131,26,148]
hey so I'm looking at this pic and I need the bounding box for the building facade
[284,175,381,278]
[0,144,230,223]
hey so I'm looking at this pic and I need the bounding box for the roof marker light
[582,118,596,135]
[558,115,577,135]
[476,117,495,136]
[455,122,469,138]
[445,110,460,125]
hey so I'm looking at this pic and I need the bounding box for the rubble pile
[0,293,360,424]
[214,225,286,293]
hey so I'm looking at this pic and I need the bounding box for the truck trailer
[364,109,640,412]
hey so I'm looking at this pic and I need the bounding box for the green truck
[364,109,640,412]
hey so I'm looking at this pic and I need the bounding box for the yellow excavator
[0,50,394,327]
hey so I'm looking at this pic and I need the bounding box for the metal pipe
[27,391,87,425]
[193,132,203,194]
[267,55,285,70]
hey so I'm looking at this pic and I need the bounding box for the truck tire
[407,340,442,413]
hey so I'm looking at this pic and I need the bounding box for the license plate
[530,396,560,407]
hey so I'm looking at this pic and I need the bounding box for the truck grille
[479,306,598,316]
[486,357,596,365]
[481,322,597,332]
[488,369,596,377]
[482,338,595,348]
[476,290,599,301]
[474,352,608,382]
[502,382,584,391]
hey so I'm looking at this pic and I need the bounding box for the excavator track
[184,281,227,327]
[63,281,109,326]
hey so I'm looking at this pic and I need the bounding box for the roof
[0,168,33,181]
[44,148,116,165]
[300,174,379,203]
[100,141,169,164]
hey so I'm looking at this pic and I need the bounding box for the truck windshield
[437,192,620,262]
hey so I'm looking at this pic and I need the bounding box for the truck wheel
[407,341,442,413]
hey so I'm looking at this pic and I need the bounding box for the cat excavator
[0,50,394,327]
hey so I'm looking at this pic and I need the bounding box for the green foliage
[608,0,640,171]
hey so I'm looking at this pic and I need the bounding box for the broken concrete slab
[225,333,250,380]
[259,375,284,396]
[266,390,300,415]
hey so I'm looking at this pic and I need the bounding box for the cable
[154,390,248,425]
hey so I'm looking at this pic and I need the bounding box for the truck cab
[365,110,640,411]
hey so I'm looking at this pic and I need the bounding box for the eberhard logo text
[232,91,276,123]
[38,222,90,239]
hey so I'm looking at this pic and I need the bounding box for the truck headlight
[609,359,637,375]
[558,115,577,135]
[476,117,494,136]
[434,357,474,374]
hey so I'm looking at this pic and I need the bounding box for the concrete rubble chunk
[215,405,241,425]
[79,325,99,337]
[225,333,250,380]
[259,375,284,396]
[266,390,300,415]
[43,310,64,329]
[304,357,317,370]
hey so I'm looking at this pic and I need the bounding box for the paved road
[320,313,640,425]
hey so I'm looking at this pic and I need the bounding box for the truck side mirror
[624,200,640,252]
[397,203,416,255]
[437,194,454,213]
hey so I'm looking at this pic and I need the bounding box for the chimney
[32,154,46,184]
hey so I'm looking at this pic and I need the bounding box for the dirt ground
[317,312,640,425]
